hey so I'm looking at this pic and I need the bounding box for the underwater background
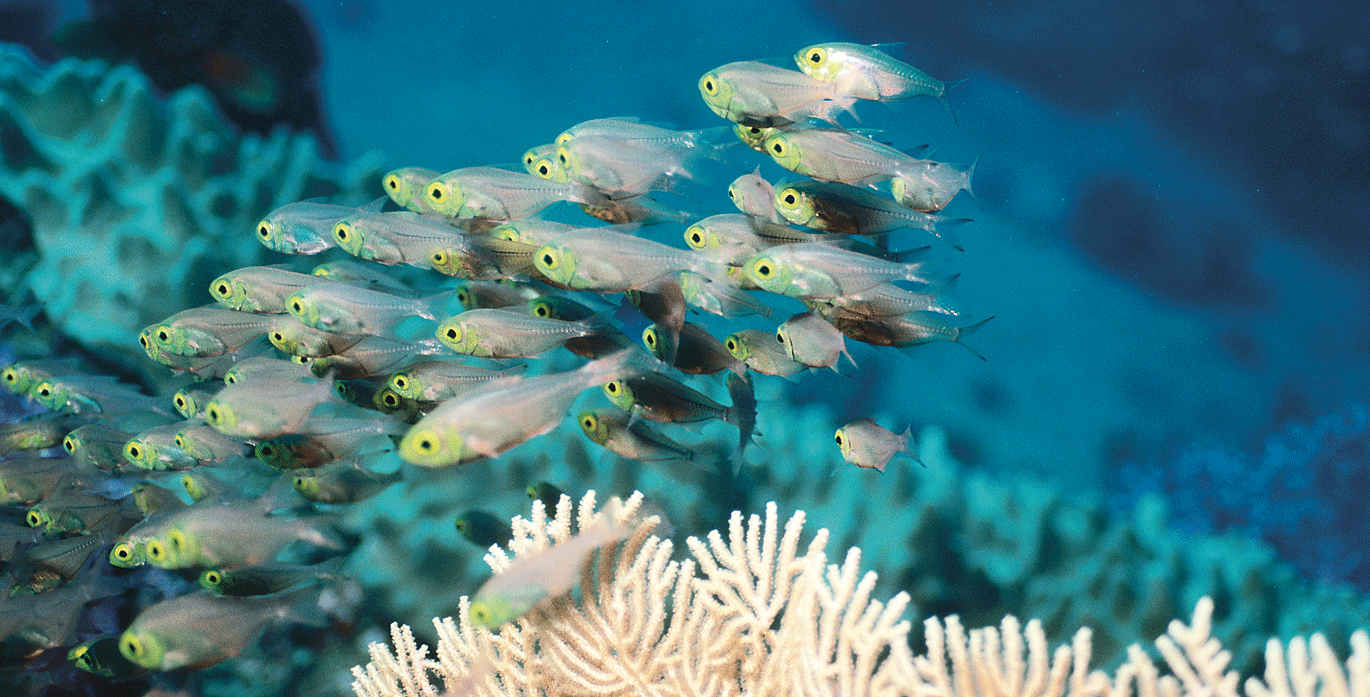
[0,0,1367,695]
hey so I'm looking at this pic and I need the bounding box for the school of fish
[0,42,985,690]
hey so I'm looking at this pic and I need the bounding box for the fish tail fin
[899,424,926,467]
[928,216,971,252]
[953,316,993,361]
[725,372,758,475]
[938,77,970,126]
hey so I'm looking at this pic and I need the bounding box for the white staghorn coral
[350,493,1370,697]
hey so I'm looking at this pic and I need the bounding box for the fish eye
[456,288,471,304]
[2,369,15,384]
[334,223,351,242]
[156,328,170,342]
[522,151,536,166]
[471,603,492,625]
[36,384,51,397]
[204,570,221,585]
[781,191,798,206]
[393,375,409,390]
[382,392,399,407]
[121,635,143,659]
[62,436,76,453]
[113,544,133,561]
[725,338,738,351]
[257,222,272,239]
[431,250,449,265]
[385,175,400,191]
[443,326,461,341]
[770,140,785,155]
[138,333,149,348]
[540,252,558,268]
[174,435,186,449]
[258,443,275,457]
[207,406,221,423]
[727,186,737,200]
[701,75,718,95]
[753,260,773,278]
[146,540,165,561]
[536,161,552,178]
[175,394,188,409]
[25,510,42,527]
[213,281,231,298]
[415,435,436,453]
[427,183,446,202]
[581,414,596,430]
[270,332,285,343]
[776,330,787,344]
[685,227,705,248]
[835,431,844,444]
[125,443,142,460]
[290,300,304,313]
[533,303,551,318]
[807,48,825,65]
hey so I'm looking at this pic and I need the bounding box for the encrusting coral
[0,43,381,354]
[350,492,1370,697]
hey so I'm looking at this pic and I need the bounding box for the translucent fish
[31,374,163,416]
[399,351,646,466]
[172,384,221,419]
[830,312,991,360]
[727,168,782,220]
[489,219,579,247]
[268,316,368,357]
[200,560,344,597]
[774,179,967,249]
[889,159,977,213]
[684,213,819,265]
[698,61,856,128]
[223,356,315,386]
[141,497,343,569]
[677,271,774,319]
[26,489,137,535]
[145,306,279,358]
[776,311,856,370]
[286,284,453,335]
[0,358,81,397]
[437,308,611,359]
[256,198,385,255]
[834,418,919,472]
[577,408,695,464]
[724,328,808,377]
[119,588,327,670]
[425,166,607,220]
[642,321,744,376]
[382,167,442,214]
[534,228,723,292]
[763,129,941,190]
[308,335,447,379]
[204,373,346,439]
[209,266,322,313]
[468,496,641,628]
[454,279,545,310]
[795,42,965,104]
[813,277,963,319]
[554,121,731,198]
[124,422,201,471]
[521,144,563,181]
[293,458,401,504]
[0,413,86,456]
[742,242,933,299]
[333,210,468,267]
[309,260,415,296]
[388,361,525,402]
[173,422,249,463]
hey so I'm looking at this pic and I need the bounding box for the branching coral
[349,494,1370,697]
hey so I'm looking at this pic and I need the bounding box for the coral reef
[0,43,381,357]
[352,493,1370,697]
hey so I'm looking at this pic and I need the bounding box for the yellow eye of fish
[426,182,447,202]
[393,375,409,390]
[174,394,188,410]
[540,251,559,269]
[334,222,352,243]
[701,74,719,95]
[443,325,461,342]
[605,381,621,395]
[725,338,738,351]
[471,602,493,626]
[125,443,142,460]
[431,250,449,265]
[385,174,401,192]
[779,190,800,207]
[532,303,551,318]
[25,510,43,527]
[770,139,786,155]
[642,328,657,348]
[203,570,222,585]
[36,384,51,398]
[2,369,17,385]
[806,48,826,66]
[257,222,272,239]
[522,151,536,166]
[685,226,706,249]
[752,258,774,278]
[412,431,438,454]
[112,543,134,562]
[212,281,232,299]
[835,431,844,445]
[535,160,553,178]
[120,635,143,660]
[146,540,165,561]
[62,436,76,453]
[776,330,787,344]
[581,414,597,430]
[290,300,304,314]
[381,391,399,408]
[156,328,171,343]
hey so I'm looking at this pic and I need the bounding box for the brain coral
[0,43,382,356]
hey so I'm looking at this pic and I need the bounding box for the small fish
[698,61,856,128]
[776,311,856,370]
[830,312,991,360]
[521,144,563,180]
[172,384,222,419]
[293,458,401,504]
[727,168,782,220]
[204,373,346,439]
[124,422,201,470]
[764,129,951,190]
[468,497,642,628]
[256,198,384,255]
[141,497,343,569]
[70,635,143,679]
[428,235,539,280]
[534,228,723,292]
[526,481,565,511]
[834,418,918,472]
[200,561,343,597]
[287,284,451,335]
[129,481,187,517]
[0,413,85,456]
[145,306,279,358]
[399,351,646,466]
[888,159,977,213]
[119,588,327,670]
[742,242,933,299]
[332,210,468,267]
[436,308,610,359]
[388,361,525,402]
[425,166,607,220]
[489,219,580,247]
[642,321,745,376]
[677,271,773,319]
[774,179,968,249]
[577,408,695,464]
[723,329,808,377]
[382,167,442,214]
[795,42,966,105]
[31,374,163,416]
[309,335,447,379]
[0,358,80,398]
[454,509,514,547]
[268,315,368,357]
[454,279,544,310]
[732,124,774,152]
[209,266,322,313]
